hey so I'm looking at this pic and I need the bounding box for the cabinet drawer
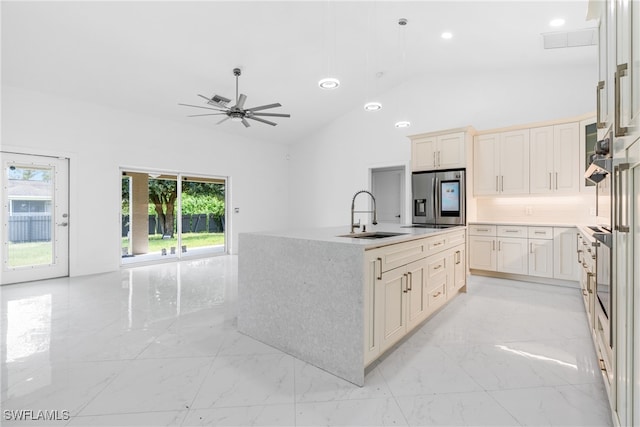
[468,224,496,236]
[425,235,448,256]
[426,254,447,284]
[497,225,527,238]
[528,226,553,239]
[446,230,466,247]
[377,239,428,272]
[427,283,447,309]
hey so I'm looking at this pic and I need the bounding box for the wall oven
[584,132,613,350]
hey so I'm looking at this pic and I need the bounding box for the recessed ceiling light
[364,102,382,111]
[549,18,565,27]
[395,121,411,128]
[441,32,453,39]
[318,77,340,89]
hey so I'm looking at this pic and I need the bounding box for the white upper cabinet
[530,123,579,194]
[474,129,529,195]
[411,129,470,171]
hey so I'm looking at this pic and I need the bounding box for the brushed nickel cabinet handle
[402,274,408,293]
[433,152,437,167]
[376,257,382,280]
[492,240,496,251]
[407,272,413,291]
[496,176,499,192]
[615,164,630,232]
[530,242,533,254]
[433,291,442,298]
[501,176,504,192]
[555,172,558,190]
[477,228,489,232]
[596,80,605,129]
[614,63,628,137]
[505,230,518,233]
[434,264,442,270]
[549,172,552,190]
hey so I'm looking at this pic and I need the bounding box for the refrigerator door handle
[434,176,440,223]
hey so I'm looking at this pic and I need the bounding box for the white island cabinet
[238,225,466,386]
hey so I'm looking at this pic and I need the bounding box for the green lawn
[6,233,225,267]
[6,241,52,268]
[123,232,225,255]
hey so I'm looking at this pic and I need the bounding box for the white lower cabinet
[497,236,529,275]
[364,230,467,365]
[553,227,579,280]
[469,223,580,283]
[469,235,496,270]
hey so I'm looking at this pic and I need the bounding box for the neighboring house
[7,179,52,216]
[7,179,52,242]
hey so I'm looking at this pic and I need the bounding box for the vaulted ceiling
[1,1,597,145]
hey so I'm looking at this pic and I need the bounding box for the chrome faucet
[351,190,378,233]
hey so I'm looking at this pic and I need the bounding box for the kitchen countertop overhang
[241,224,465,250]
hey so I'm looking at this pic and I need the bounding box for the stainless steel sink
[337,232,407,239]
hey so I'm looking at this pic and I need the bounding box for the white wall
[288,63,597,228]
[1,86,290,277]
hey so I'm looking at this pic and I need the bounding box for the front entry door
[1,152,69,285]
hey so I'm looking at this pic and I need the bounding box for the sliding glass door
[121,170,226,265]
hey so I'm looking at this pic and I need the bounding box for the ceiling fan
[178,68,290,127]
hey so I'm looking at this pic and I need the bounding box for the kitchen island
[238,224,467,386]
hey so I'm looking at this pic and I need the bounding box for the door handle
[402,274,408,293]
[376,257,383,280]
[614,63,628,137]
[596,80,605,129]
[407,271,413,291]
[615,164,630,232]
[57,222,68,227]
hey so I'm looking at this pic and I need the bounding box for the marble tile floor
[0,256,613,426]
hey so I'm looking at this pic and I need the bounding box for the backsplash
[474,194,596,224]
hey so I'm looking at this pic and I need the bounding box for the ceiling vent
[542,28,597,49]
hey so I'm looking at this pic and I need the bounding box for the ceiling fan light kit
[179,67,290,127]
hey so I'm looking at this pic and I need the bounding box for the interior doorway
[1,152,69,285]
[121,170,227,265]
[371,166,405,224]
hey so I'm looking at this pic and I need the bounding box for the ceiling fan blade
[247,116,277,126]
[235,94,247,110]
[197,94,212,102]
[178,103,226,112]
[241,118,251,128]
[187,113,227,117]
[247,103,282,112]
[250,112,290,118]
[216,116,230,125]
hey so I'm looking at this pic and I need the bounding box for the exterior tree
[148,179,177,238]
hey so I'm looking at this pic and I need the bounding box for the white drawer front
[468,225,496,236]
[497,225,527,238]
[528,226,553,239]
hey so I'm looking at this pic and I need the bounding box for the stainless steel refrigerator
[411,169,466,227]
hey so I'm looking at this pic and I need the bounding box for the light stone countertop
[468,220,578,228]
[242,223,465,250]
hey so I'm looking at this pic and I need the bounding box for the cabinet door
[412,137,437,171]
[379,267,408,352]
[553,227,579,281]
[529,126,555,194]
[406,259,428,330]
[469,235,496,271]
[473,134,499,195]
[499,130,530,194]
[437,132,466,169]
[364,252,382,366]
[554,123,580,193]
[497,237,528,274]
[528,238,554,278]
[452,245,466,292]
